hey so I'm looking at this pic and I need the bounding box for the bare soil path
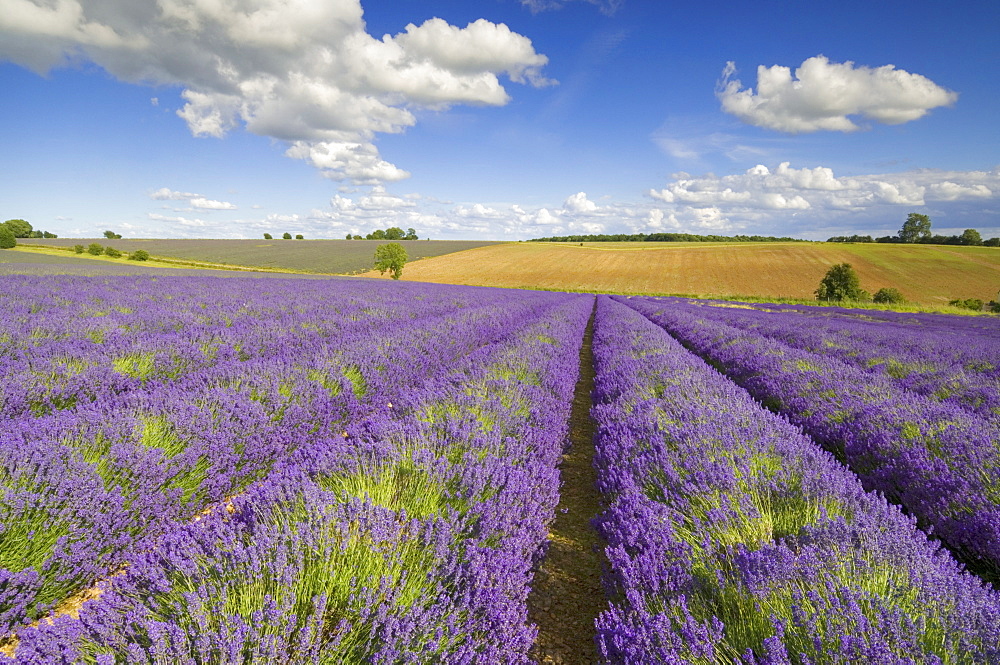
[528,302,605,664]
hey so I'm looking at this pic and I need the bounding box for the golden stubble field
[360,242,1000,305]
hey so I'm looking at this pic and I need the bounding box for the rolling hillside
[359,241,1000,306]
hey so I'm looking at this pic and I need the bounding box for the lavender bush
[591,295,1000,663]
[619,295,1000,581]
[4,276,590,663]
[667,299,1000,422]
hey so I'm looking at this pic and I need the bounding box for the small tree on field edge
[0,226,15,249]
[898,213,932,243]
[816,263,869,302]
[374,242,407,280]
[87,243,104,256]
[263,233,273,240]
[873,287,905,304]
[129,249,150,261]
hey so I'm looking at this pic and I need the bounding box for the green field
[19,239,503,274]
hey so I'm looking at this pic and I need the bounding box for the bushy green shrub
[282,232,292,239]
[263,233,273,240]
[87,243,104,256]
[873,287,905,304]
[73,244,85,254]
[104,247,122,258]
[295,234,304,240]
[949,298,984,311]
[0,226,15,249]
[129,249,150,261]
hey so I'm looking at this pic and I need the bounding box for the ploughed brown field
[359,241,1000,306]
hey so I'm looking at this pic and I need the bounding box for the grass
[15,239,503,275]
[317,457,465,521]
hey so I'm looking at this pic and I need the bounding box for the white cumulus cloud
[649,163,1000,217]
[717,56,957,133]
[563,191,599,213]
[0,0,551,183]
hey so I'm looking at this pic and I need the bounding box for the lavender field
[2,275,1000,663]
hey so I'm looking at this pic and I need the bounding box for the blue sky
[1,0,997,240]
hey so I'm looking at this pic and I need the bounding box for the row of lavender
[2,275,589,662]
[1,275,540,631]
[671,299,1000,422]
[591,296,1000,662]
[617,295,1000,581]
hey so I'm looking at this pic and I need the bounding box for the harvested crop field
[359,241,1000,305]
[22,239,502,274]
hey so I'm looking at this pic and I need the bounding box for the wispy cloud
[150,188,236,210]
[520,0,624,16]
[652,116,776,166]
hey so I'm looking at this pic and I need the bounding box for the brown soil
[528,301,606,664]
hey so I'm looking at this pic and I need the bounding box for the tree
[959,228,983,246]
[263,233,273,240]
[42,231,57,238]
[295,234,304,240]
[103,230,122,240]
[2,219,32,238]
[374,243,407,280]
[0,226,15,249]
[404,227,418,240]
[898,213,932,243]
[104,247,123,258]
[873,287,905,304]
[282,232,292,240]
[129,249,150,261]
[87,243,104,255]
[73,244,85,254]
[384,226,405,240]
[367,229,386,240]
[345,233,352,240]
[815,263,869,302]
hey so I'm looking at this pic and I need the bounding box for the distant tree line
[346,227,419,241]
[0,219,58,248]
[527,232,807,243]
[827,214,996,246]
[262,228,421,240]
